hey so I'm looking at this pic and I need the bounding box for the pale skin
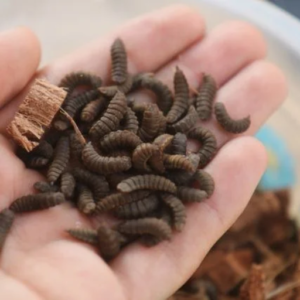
[0,5,287,300]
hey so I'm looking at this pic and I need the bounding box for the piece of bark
[7,79,66,151]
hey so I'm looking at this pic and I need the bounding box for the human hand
[0,5,287,300]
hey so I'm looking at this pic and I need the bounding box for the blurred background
[0,0,300,217]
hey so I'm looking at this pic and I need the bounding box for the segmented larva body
[110,38,128,84]
[59,72,102,90]
[99,76,133,97]
[110,150,131,158]
[106,173,134,189]
[81,97,107,123]
[188,127,217,168]
[177,187,207,203]
[153,134,174,152]
[72,168,110,200]
[32,140,54,159]
[0,208,14,250]
[157,111,167,135]
[34,181,59,193]
[117,175,177,194]
[118,218,172,242]
[89,91,127,140]
[67,228,98,245]
[166,67,189,124]
[113,195,159,219]
[77,185,96,215]
[27,157,49,169]
[192,170,215,198]
[99,130,142,153]
[195,74,217,121]
[47,136,70,183]
[170,133,187,155]
[82,142,132,174]
[95,190,150,213]
[214,102,251,134]
[10,192,65,213]
[69,132,85,161]
[121,107,139,134]
[60,172,76,198]
[160,194,186,231]
[163,154,196,172]
[169,105,199,134]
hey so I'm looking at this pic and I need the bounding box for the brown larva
[195,74,217,121]
[99,76,133,97]
[89,91,127,140]
[214,102,251,134]
[72,167,110,200]
[0,208,15,251]
[170,132,187,155]
[32,140,54,159]
[106,173,134,189]
[157,110,167,135]
[76,185,96,215]
[166,67,189,124]
[10,192,65,213]
[120,107,139,134]
[67,228,98,245]
[34,181,59,193]
[60,172,76,198]
[117,175,177,194]
[95,190,150,213]
[188,127,217,168]
[69,132,85,161]
[109,150,131,158]
[169,105,199,134]
[160,193,186,231]
[59,71,102,90]
[153,134,174,152]
[26,156,49,169]
[110,38,128,84]
[80,96,107,123]
[113,194,159,219]
[177,187,207,203]
[99,130,142,153]
[163,154,196,172]
[47,136,70,183]
[82,142,132,174]
[192,170,215,198]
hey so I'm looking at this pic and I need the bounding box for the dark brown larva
[47,136,70,183]
[99,75,133,97]
[106,173,133,189]
[0,208,15,250]
[99,130,142,153]
[69,132,85,161]
[59,72,102,90]
[67,228,98,245]
[214,102,251,134]
[89,91,127,140]
[110,38,128,84]
[72,167,110,200]
[153,134,174,152]
[117,218,172,242]
[60,172,76,198]
[82,142,132,174]
[32,140,54,159]
[109,150,131,158]
[188,127,217,168]
[26,156,49,169]
[113,194,159,219]
[157,110,167,135]
[163,154,196,172]
[10,192,65,213]
[34,181,59,193]
[169,105,199,134]
[76,185,96,215]
[166,67,189,124]
[192,170,215,198]
[120,107,139,134]
[177,187,207,203]
[195,74,217,121]
[80,97,107,123]
[117,175,177,194]
[95,190,150,213]
[160,194,186,231]
[170,133,187,155]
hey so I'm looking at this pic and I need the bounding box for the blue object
[255,126,296,191]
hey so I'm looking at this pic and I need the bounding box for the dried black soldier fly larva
[0,208,15,251]
[34,181,59,193]
[81,96,107,123]
[120,107,139,134]
[76,185,96,215]
[110,38,128,84]
[59,71,102,90]
[191,170,215,198]
[170,133,187,155]
[60,172,76,198]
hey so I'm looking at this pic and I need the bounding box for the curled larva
[188,127,217,168]
[117,218,172,243]
[89,91,127,140]
[67,228,98,245]
[110,150,131,158]
[99,76,133,97]
[82,142,132,174]
[110,38,128,84]
[26,156,49,169]
[117,175,177,194]
[69,132,85,161]
[170,133,187,155]
[95,190,150,213]
[10,192,65,213]
[195,74,217,121]
[32,140,54,159]
[80,97,107,123]
[77,185,96,215]
[34,181,59,193]
[163,154,196,172]
[177,187,207,203]
[120,107,139,134]
[153,134,174,152]
[113,194,160,219]
[166,67,189,123]
[214,102,251,134]
[60,172,76,198]
[99,130,142,153]
[72,167,110,200]
[192,170,215,198]
[0,208,15,251]
[160,194,186,231]
[106,173,134,189]
[169,105,199,134]
[59,72,102,90]
[47,136,70,183]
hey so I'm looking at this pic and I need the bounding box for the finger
[112,137,267,300]
[39,5,205,84]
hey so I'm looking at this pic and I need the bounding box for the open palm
[0,5,286,300]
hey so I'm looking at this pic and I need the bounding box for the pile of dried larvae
[0,38,250,260]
